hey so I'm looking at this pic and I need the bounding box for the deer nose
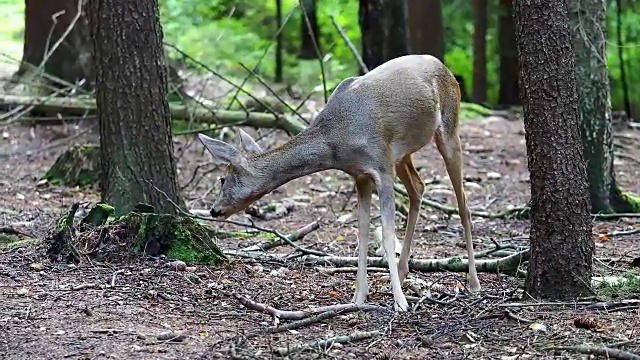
[210,208,223,218]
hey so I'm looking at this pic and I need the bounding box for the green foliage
[159,0,638,110]
[0,0,636,110]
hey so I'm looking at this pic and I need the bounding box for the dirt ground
[1,107,640,359]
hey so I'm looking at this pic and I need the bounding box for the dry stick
[233,293,388,321]
[226,4,299,111]
[542,345,640,360]
[299,0,328,103]
[162,43,279,119]
[237,62,308,124]
[273,330,382,357]
[395,184,640,220]
[329,14,368,74]
[240,221,320,252]
[393,184,528,220]
[504,309,534,324]
[244,305,371,341]
[185,209,326,256]
[1,0,85,125]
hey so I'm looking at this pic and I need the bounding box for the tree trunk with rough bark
[499,0,520,105]
[299,0,320,59]
[407,0,444,61]
[512,0,594,299]
[569,0,638,214]
[89,0,182,216]
[473,0,488,103]
[358,0,409,72]
[17,0,93,92]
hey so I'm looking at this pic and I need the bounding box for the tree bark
[512,0,594,299]
[498,0,520,105]
[358,0,409,72]
[89,0,182,216]
[298,0,321,59]
[407,0,444,61]
[568,0,616,213]
[17,0,93,90]
[472,0,488,103]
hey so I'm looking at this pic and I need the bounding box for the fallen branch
[233,293,388,321]
[543,345,640,360]
[244,306,365,341]
[330,15,367,73]
[394,184,530,220]
[240,221,320,252]
[298,249,529,274]
[273,330,382,357]
[0,94,306,135]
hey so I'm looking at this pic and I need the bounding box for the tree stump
[43,143,100,187]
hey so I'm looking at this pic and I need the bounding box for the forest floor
[1,99,640,359]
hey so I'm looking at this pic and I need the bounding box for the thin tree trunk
[498,0,520,105]
[472,0,488,103]
[512,0,594,299]
[568,0,616,213]
[89,0,182,216]
[407,0,444,60]
[17,0,93,90]
[298,0,320,59]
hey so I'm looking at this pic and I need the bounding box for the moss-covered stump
[46,203,226,266]
[43,143,100,187]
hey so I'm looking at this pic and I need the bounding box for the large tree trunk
[498,0,520,105]
[298,0,320,59]
[17,0,93,91]
[570,0,638,213]
[358,0,409,72]
[472,0,488,103]
[89,0,182,216]
[406,0,444,61]
[568,0,615,213]
[512,0,594,299]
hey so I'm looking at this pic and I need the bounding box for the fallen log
[0,94,306,135]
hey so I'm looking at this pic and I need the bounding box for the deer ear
[198,133,248,169]
[238,129,263,154]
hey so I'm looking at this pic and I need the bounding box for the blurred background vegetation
[0,0,637,114]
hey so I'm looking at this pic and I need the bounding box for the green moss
[0,236,41,250]
[621,192,640,212]
[43,143,100,187]
[114,212,225,265]
[81,203,115,228]
[447,257,463,266]
[228,230,276,240]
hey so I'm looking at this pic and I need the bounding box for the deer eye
[219,177,226,186]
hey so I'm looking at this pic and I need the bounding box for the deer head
[197,130,265,218]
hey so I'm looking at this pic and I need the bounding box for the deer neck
[251,128,333,193]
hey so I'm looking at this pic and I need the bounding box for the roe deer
[197,54,480,311]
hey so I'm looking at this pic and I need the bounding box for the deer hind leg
[373,169,409,311]
[395,155,425,283]
[352,175,373,305]
[435,129,481,292]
